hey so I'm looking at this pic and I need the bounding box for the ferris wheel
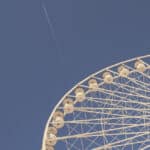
[41,55,150,150]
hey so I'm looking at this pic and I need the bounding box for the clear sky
[0,0,150,150]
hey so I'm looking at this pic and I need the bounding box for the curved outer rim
[41,54,150,150]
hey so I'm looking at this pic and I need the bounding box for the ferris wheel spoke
[59,117,150,125]
[84,93,150,108]
[56,122,150,141]
[73,106,150,113]
[125,64,150,81]
[111,81,150,99]
[93,132,149,150]
[112,80,150,94]
[79,85,150,104]
[95,136,150,150]
[109,69,150,90]
[96,88,150,101]
[94,74,150,93]
[82,75,150,97]
[85,96,150,108]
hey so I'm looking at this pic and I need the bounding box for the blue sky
[0,0,150,150]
